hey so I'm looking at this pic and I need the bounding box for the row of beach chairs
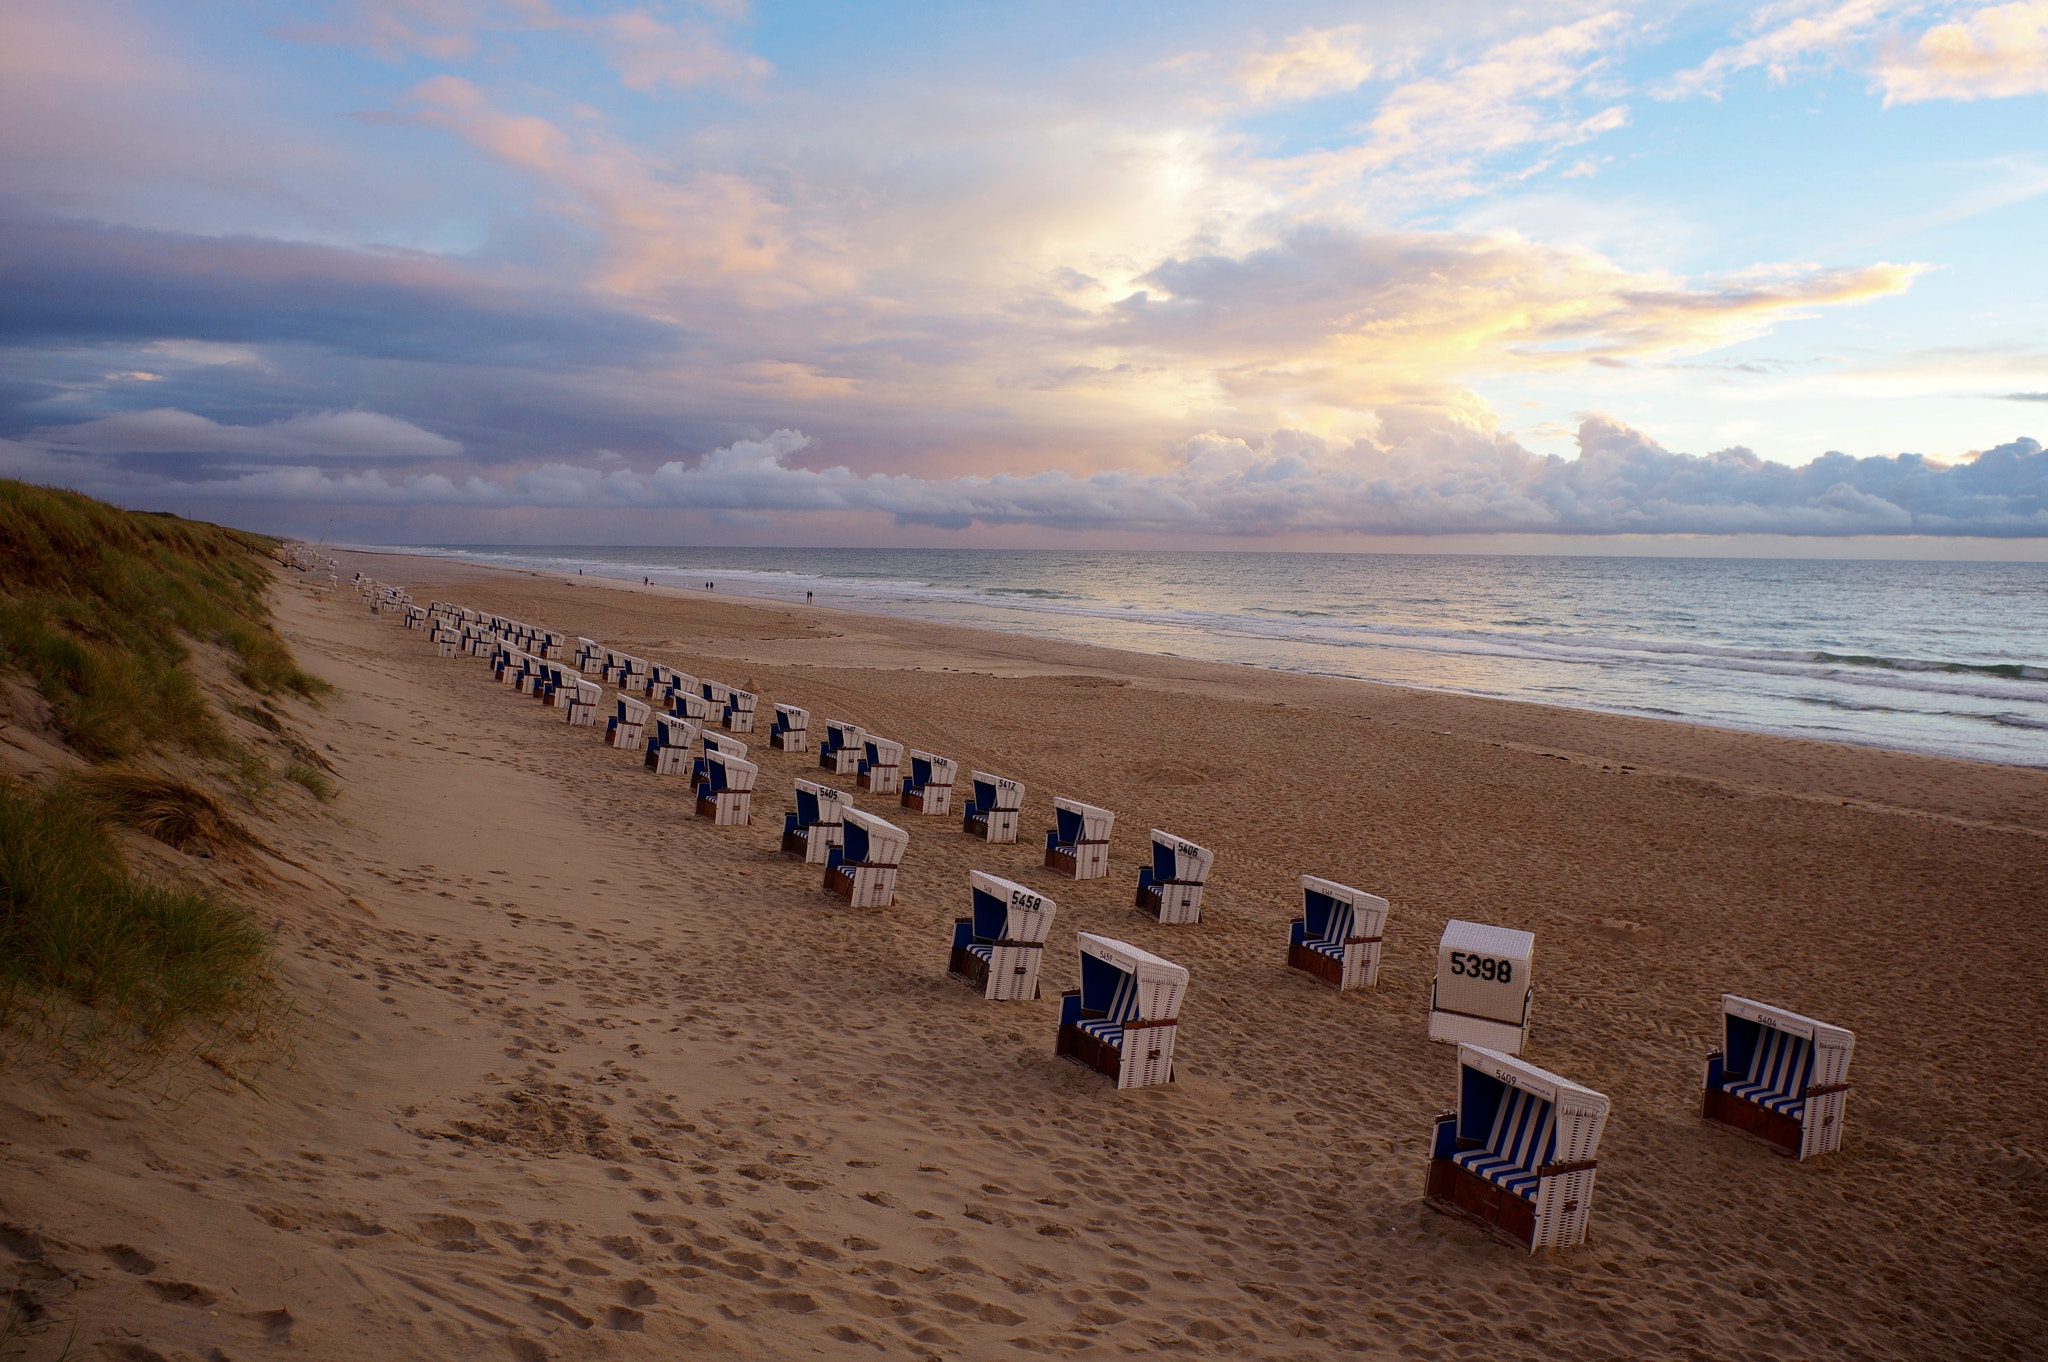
[400,593,1859,1255]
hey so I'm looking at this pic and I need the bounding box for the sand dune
[3,552,2045,1360]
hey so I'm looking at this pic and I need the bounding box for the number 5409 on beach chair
[1702,995,1854,1160]
[1426,1044,1610,1252]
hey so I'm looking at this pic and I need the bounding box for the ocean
[379,546,2048,768]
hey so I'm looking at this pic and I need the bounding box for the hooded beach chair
[900,751,957,816]
[948,871,1054,1001]
[605,694,651,750]
[782,779,851,863]
[695,751,758,826]
[819,720,866,776]
[576,638,606,676]
[1135,830,1213,924]
[825,808,908,908]
[700,679,736,721]
[770,703,809,752]
[534,661,572,706]
[647,663,685,701]
[691,731,749,784]
[565,677,602,726]
[961,771,1024,843]
[1044,798,1115,879]
[721,687,758,733]
[1702,996,1855,1160]
[1428,920,1535,1055]
[666,688,717,724]
[1426,1044,1609,1251]
[539,630,566,661]
[403,605,427,630]
[1055,934,1187,1090]
[856,736,905,796]
[645,714,700,776]
[619,655,652,693]
[1287,877,1388,991]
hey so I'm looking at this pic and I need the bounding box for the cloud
[1874,0,2048,100]
[24,408,461,461]
[12,417,2040,538]
[1233,25,1382,102]
[597,8,770,90]
[1658,0,1903,100]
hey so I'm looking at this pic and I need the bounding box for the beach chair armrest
[1288,918,1306,947]
[1058,989,1082,1027]
[1802,1082,1851,1099]
[1703,1049,1726,1090]
[1537,1159,1598,1178]
[1430,1112,1459,1160]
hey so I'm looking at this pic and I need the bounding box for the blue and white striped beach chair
[961,771,1023,843]
[1427,1045,1609,1250]
[900,750,956,815]
[694,751,757,826]
[770,703,809,752]
[825,808,908,907]
[1288,876,1388,990]
[1703,996,1854,1160]
[1044,797,1114,879]
[1056,933,1187,1089]
[782,778,850,862]
[948,871,1055,1001]
[856,736,904,796]
[818,719,866,776]
[1135,830,1212,924]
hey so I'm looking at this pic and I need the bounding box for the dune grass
[0,479,326,761]
[0,780,272,1049]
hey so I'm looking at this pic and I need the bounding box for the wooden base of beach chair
[1055,1023,1124,1082]
[770,732,807,752]
[1045,845,1078,875]
[1702,1087,1804,1156]
[964,811,1018,843]
[1134,883,1202,924]
[567,705,596,726]
[696,793,751,826]
[1425,1159,1537,1249]
[825,864,895,908]
[901,787,952,816]
[856,771,900,796]
[949,939,1042,1001]
[723,714,753,734]
[1045,842,1109,879]
[1288,940,1348,987]
[821,751,860,775]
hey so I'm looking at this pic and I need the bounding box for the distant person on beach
[706,582,714,590]
[807,591,813,604]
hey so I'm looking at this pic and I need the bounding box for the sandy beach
[4,549,2046,1361]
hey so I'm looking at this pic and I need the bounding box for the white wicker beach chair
[539,630,566,661]
[781,779,851,863]
[695,751,757,826]
[1287,876,1388,990]
[961,771,1023,843]
[1135,830,1212,924]
[1427,1044,1609,1251]
[948,871,1054,1001]
[1056,933,1186,1090]
[1044,797,1115,879]
[645,714,699,775]
[690,731,748,784]
[770,703,809,752]
[565,677,602,726]
[1702,995,1855,1160]
[826,807,907,907]
[666,688,716,724]
[856,736,904,796]
[605,694,651,750]
[575,638,605,676]
[722,687,757,734]
[900,750,956,816]
[1427,920,1535,1054]
[818,719,866,776]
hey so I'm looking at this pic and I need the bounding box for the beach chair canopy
[668,691,714,721]
[840,808,908,866]
[968,871,1055,946]
[1054,797,1115,845]
[1719,995,1855,1119]
[862,736,904,768]
[572,678,603,705]
[726,687,756,711]
[773,703,808,732]
[1148,831,1212,884]
[969,771,1024,812]
[1074,934,1187,1047]
[701,679,734,705]
[793,778,850,827]
[1436,920,1535,1026]
[907,751,955,790]
[821,719,864,751]
[654,714,698,748]
[1447,1044,1609,1203]
[704,732,748,759]
[613,694,652,725]
[1302,876,1386,947]
[700,752,758,795]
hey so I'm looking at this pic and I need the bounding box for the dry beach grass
[3,550,2045,1360]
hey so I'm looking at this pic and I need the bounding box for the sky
[1,0,2045,551]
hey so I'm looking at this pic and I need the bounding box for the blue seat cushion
[1453,1149,1541,1200]
[966,943,994,963]
[1307,938,1348,961]
[1077,1018,1124,1049]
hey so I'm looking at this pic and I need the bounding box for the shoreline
[329,542,2048,773]
[335,544,2048,837]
